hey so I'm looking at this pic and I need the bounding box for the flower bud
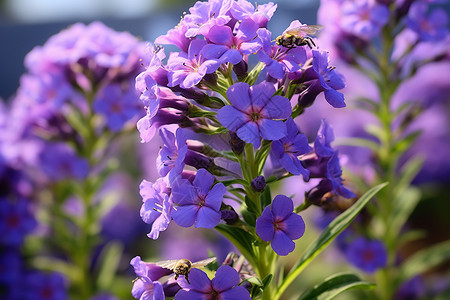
[229,132,245,155]
[251,175,266,192]
[221,208,239,225]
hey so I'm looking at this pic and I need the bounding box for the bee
[156,257,216,284]
[276,24,323,49]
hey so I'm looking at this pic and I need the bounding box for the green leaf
[262,273,273,289]
[96,241,124,290]
[393,130,422,154]
[242,209,257,227]
[394,156,424,195]
[274,183,388,300]
[364,124,385,142]
[260,185,272,209]
[397,240,450,284]
[215,224,257,267]
[245,195,259,214]
[390,187,421,241]
[298,273,375,300]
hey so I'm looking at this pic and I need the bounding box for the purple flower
[256,195,306,256]
[0,249,21,285]
[312,50,347,108]
[202,19,262,65]
[326,152,356,199]
[270,117,311,179]
[217,81,292,148]
[167,39,221,89]
[137,108,190,143]
[345,237,387,273]
[171,169,226,229]
[22,272,67,300]
[157,128,188,182]
[406,2,449,42]
[340,0,390,40]
[93,82,141,132]
[39,143,89,181]
[314,118,336,158]
[257,28,307,79]
[155,23,192,53]
[130,256,170,300]
[0,198,37,246]
[139,177,173,240]
[175,265,250,300]
[183,0,234,38]
[230,0,277,28]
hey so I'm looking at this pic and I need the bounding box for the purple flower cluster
[5,22,146,183]
[131,0,356,298]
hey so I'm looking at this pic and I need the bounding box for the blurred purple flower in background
[0,198,37,247]
[406,2,448,42]
[345,237,387,273]
[21,272,67,300]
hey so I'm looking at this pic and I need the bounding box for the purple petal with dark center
[271,230,295,256]
[172,205,198,227]
[174,289,209,300]
[193,168,215,196]
[217,106,247,131]
[236,122,261,148]
[211,265,240,292]
[255,206,275,241]
[271,195,294,220]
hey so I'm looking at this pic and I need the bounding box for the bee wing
[286,25,323,36]
[155,259,178,270]
[191,257,217,268]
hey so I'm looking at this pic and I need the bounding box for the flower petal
[282,213,306,240]
[195,206,221,228]
[260,95,292,119]
[172,205,198,228]
[271,195,294,220]
[211,265,240,292]
[174,290,209,300]
[271,230,295,256]
[217,106,247,131]
[255,206,275,242]
[205,183,226,211]
[236,122,261,148]
[324,89,346,108]
[259,119,287,141]
[220,286,251,300]
[183,268,213,293]
[193,169,215,196]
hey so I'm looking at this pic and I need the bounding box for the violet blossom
[175,265,251,300]
[230,0,277,28]
[257,28,307,79]
[139,177,173,240]
[202,18,262,65]
[130,256,172,300]
[406,2,449,42]
[270,117,311,179]
[171,169,226,229]
[217,81,291,148]
[345,237,387,273]
[256,194,306,256]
